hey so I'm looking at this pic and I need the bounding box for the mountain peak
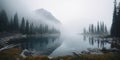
[35,8,60,23]
[36,8,50,14]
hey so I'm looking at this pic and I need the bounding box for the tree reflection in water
[10,36,61,55]
[83,35,109,48]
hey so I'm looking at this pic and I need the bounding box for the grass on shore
[51,54,120,60]
[0,48,120,60]
[0,48,22,60]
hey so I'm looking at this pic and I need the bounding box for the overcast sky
[0,0,119,33]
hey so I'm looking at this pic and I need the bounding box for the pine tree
[111,0,117,37]
[104,25,108,33]
[117,2,120,37]
[94,26,97,33]
[13,13,19,32]
[0,10,8,32]
[25,20,29,34]
[20,17,25,34]
[101,22,105,33]
[9,17,14,32]
[45,25,48,33]
[29,23,34,34]
[89,25,91,33]
[39,24,43,34]
[91,24,94,33]
[97,22,100,33]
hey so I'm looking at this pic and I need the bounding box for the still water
[11,34,111,57]
[50,34,110,57]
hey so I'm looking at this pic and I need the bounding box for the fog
[0,0,119,34]
[1,0,120,57]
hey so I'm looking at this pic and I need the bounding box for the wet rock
[20,49,33,58]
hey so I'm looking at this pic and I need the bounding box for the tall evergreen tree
[13,13,19,32]
[89,25,91,33]
[25,20,29,34]
[104,25,108,33]
[101,22,105,33]
[117,2,120,36]
[97,22,100,33]
[20,17,25,34]
[9,17,14,32]
[94,26,97,33]
[91,24,94,33]
[111,0,117,37]
[0,10,8,32]
[29,23,34,34]
[45,25,48,33]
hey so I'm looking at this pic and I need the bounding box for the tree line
[83,21,108,34]
[0,10,60,34]
[111,0,120,37]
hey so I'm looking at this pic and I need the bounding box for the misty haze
[0,0,120,60]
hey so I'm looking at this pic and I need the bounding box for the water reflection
[12,36,61,55]
[8,34,111,57]
[83,35,109,48]
[85,36,120,50]
[50,34,110,57]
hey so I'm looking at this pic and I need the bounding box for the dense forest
[0,10,60,34]
[83,22,108,34]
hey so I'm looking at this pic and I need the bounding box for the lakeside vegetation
[0,10,60,34]
[83,21,108,35]
[0,48,120,60]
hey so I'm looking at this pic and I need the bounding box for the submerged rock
[81,48,103,54]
